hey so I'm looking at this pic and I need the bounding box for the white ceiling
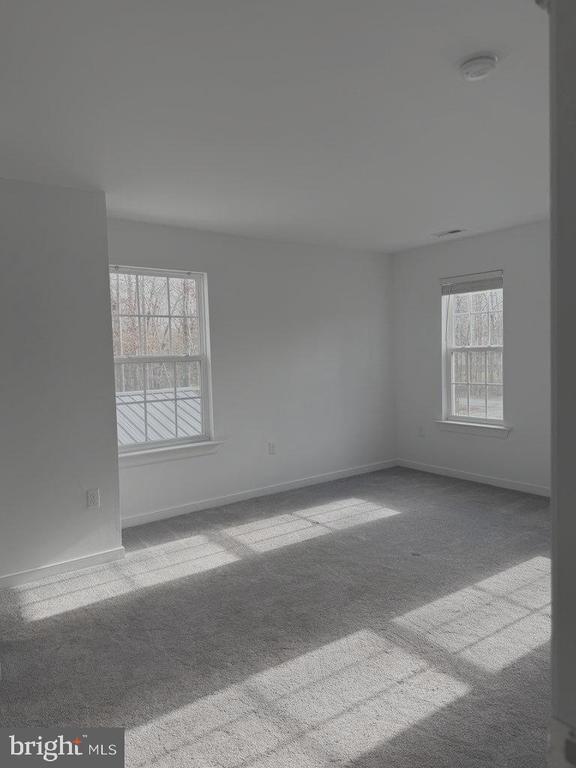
[0,0,549,252]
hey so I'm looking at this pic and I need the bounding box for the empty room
[2,1,575,767]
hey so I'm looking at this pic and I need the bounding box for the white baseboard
[121,456,550,528]
[0,546,125,588]
[3,459,547,584]
[396,458,550,497]
[121,459,398,528]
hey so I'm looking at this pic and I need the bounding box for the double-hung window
[109,266,213,451]
[442,270,504,423]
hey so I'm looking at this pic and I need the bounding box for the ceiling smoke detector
[459,54,498,82]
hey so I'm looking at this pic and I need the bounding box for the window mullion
[166,276,179,438]
[196,275,204,356]
[448,348,453,418]
[166,275,173,355]
[115,272,125,392]
[135,276,148,442]
[484,348,488,419]
[174,362,179,438]
[445,295,453,418]
[466,350,470,417]
[115,354,203,365]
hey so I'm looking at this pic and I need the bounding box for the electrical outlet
[86,488,101,509]
[267,442,276,455]
[417,425,425,438]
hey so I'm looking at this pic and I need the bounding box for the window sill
[435,420,512,439]
[119,440,223,468]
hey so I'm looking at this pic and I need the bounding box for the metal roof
[116,388,201,446]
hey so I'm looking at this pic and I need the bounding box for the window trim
[435,420,511,438]
[119,440,224,467]
[110,264,215,454]
[441,276,505,427]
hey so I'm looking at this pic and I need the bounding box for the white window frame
[441,271,504,426]
[110,265,214,453]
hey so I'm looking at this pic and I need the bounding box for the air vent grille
[434,229,466,238]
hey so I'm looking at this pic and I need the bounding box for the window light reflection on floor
[14,535,239,621]
[11,499,400,621]
[221,499,400,553]
[128,629,468,768]
[393,556,551,672]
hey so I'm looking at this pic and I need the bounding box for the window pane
[446,281,502,425]
[118,273,139,315]
[112,316,121,357]
[177,398,203,438]
[469,384,487,419]
[140,275,169,315]
[143,316,171,355]
[470,313,489,346]
[115,362,146,445]
[471,291,488,313]
[119,316,141,356]
[487,350,503,384]
[454,314,470,347]
[171,316,200,355]
[469,351,486,383]
[110,273,119,314]
[490,311,503,346]
[487,385,503,420]
[116,403,146,446]
[454,294,469,314]
[175,361,203,437]
[111,269,210,448]
[115,362,144,397]
[147,400,176,441]
[452,351,468,384]
[175,361,201,394]
[146,361,174,399]
[489,289,503,311]
[452,384,469,417]
[169,277,198,316]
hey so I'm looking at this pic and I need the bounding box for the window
[442,271,503,423]
[109,266,213,451]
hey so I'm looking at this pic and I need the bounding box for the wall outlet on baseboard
[86,488,101,509]
[267,442,277,455]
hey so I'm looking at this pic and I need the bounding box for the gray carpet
[0,468,551,767]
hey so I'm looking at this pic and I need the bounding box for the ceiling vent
[434,229,467,238]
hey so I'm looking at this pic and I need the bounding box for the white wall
[107,219,396,524]
[0,179,121,582]
[393,220,550,496]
